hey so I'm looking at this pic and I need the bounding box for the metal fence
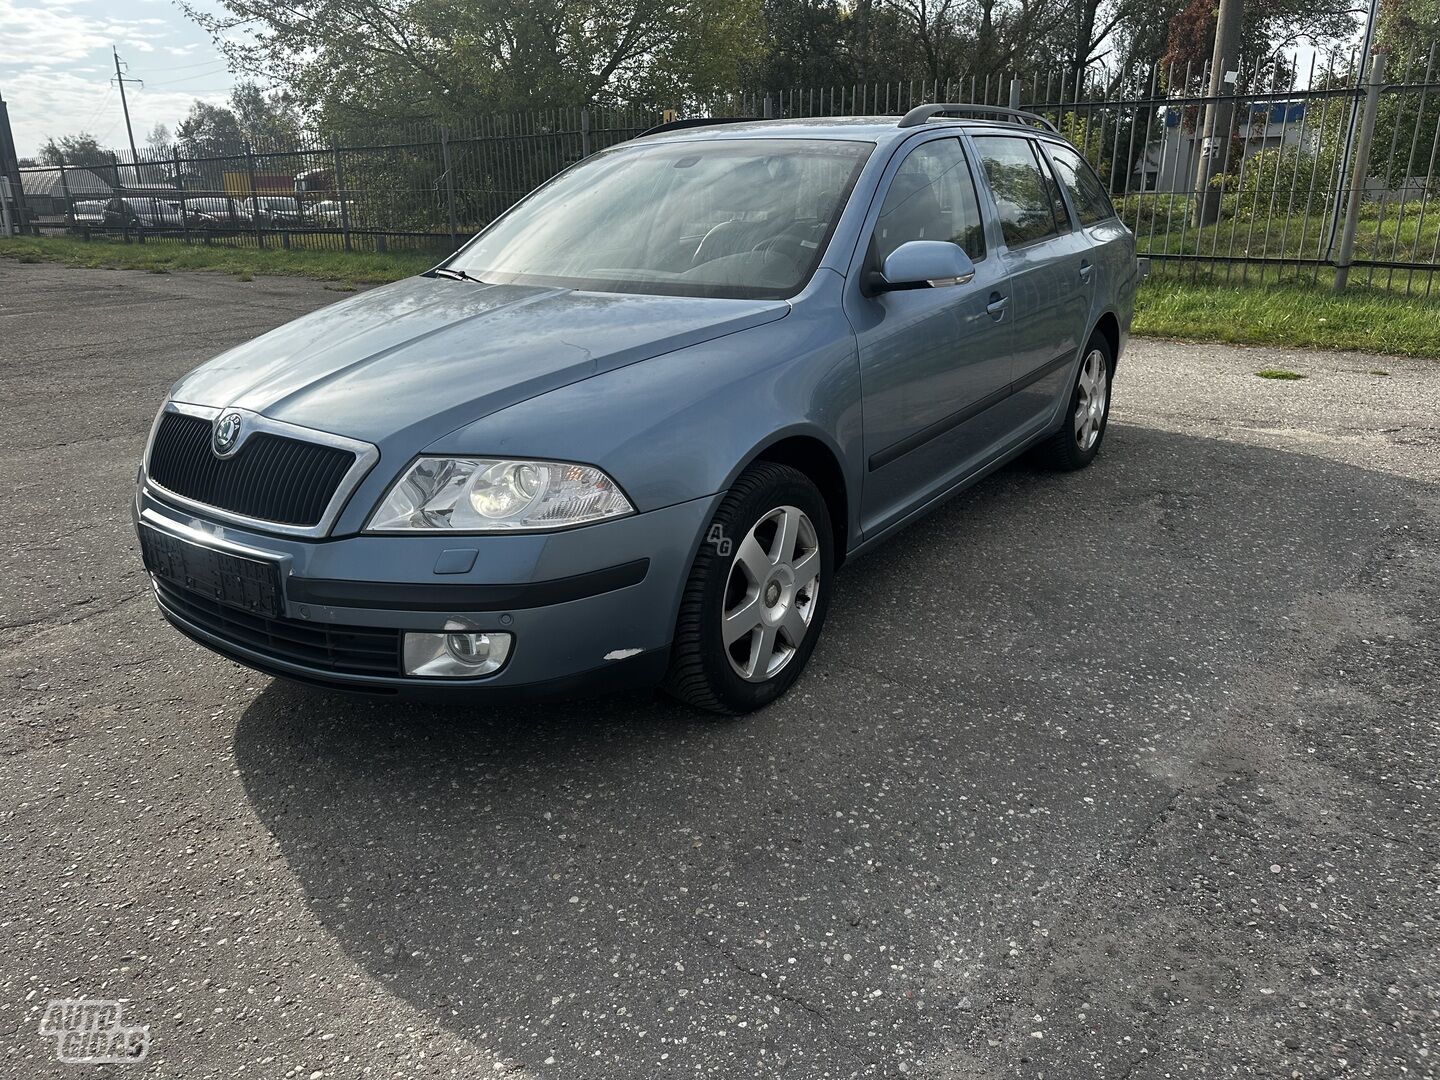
[12,43,1440,293]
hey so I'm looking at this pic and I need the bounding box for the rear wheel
[664,462,832,714]
[1035,336,1113,471]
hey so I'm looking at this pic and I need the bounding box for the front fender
[427,271,863,533]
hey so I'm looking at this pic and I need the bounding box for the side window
[1047,144,1116,226]
[872,138,986,265]
[972,136,1071,248]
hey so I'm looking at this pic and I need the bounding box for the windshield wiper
[430,266,488,284]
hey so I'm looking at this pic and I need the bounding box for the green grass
[1255,368,1306,379]
[1134,277,1440,358]
[1116,196,1440,268]
[0,235,434,285]
[5,235,1439,358]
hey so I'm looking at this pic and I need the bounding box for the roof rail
[897,103,1059,133]
[639,116,764,138]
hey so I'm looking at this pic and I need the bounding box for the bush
[1211,144,1339,221]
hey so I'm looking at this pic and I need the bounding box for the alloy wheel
[1074,348,1109,451]
[721,505,821,682]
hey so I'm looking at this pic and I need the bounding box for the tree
[752,0,858,89]
[38,133,109,167]
[230,80,302,147]
[1162,0,1362,84]
[175,100,246,159]
[871,0,1068,85]
[1378,0,1440,46]
[145,122,172,157]
[181,0,763,134]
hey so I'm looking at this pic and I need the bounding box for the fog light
[403,631,512,677]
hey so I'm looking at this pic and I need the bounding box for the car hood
[170,276,789,448]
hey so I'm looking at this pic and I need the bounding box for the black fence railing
[12,45,1440,294]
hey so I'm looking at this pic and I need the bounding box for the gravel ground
[1,261,1437,1079]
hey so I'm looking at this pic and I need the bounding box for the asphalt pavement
[2,260,1437,1079]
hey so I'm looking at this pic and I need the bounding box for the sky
[1,0,237,160]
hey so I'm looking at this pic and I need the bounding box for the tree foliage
[1162,0,1362,85]
[182,0,764,133]
[176,100,247,159]
[38,133,110,167]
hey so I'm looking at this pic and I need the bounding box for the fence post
[331,141,352,252]
[1008,78,1022,110]
[1333,50,1387,293]
[244,143,265,248]
[580,108,591,158]
[173,147,192,246]
[440,124,460,251]
[763,94,773,119]
[57,155,76,231]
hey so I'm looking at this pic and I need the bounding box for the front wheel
[1035,336,1113,471]
[664,462,833,715]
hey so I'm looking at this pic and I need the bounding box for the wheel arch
[1091,309,1121,368]
[726,430,854,568]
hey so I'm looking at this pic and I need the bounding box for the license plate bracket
[140,525,283,618]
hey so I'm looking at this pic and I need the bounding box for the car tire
[1035,334,1114,471]
[664,462,833,715]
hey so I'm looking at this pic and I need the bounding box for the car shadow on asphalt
[229,422,1430,1076]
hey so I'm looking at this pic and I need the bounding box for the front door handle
[1079,260,1094,282]
[986,293,1008,319]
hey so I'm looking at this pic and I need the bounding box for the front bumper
[135,481,720,697]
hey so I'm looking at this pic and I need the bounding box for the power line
[154,55,236,72]
[145,66,232,87]
[77,85,116,132]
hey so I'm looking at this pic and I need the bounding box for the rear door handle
[986,293,1008,319]
[1079,260,1094,281]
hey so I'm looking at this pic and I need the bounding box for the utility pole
[112,46,143,187]
[1192,0,1244,226]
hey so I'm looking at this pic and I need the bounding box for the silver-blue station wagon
[135,105,1137,713]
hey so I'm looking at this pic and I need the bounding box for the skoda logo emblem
[213,411,244,457]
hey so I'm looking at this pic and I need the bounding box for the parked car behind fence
[103,197,216,230]
[182,197,256,228]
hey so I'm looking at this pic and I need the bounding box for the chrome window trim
[141,400,380,539]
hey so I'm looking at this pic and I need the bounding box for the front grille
[154,578,401,677]
[148,411,355,528]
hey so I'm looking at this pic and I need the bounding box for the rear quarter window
[971,135,1071,248]
[1046,144,1117,226]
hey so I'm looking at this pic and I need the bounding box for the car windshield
[448,137,873,300]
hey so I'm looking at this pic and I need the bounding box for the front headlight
[366,457,635,532]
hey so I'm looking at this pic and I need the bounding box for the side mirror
[871,240,976,293]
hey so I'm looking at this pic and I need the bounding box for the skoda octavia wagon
[135,105,1136,713]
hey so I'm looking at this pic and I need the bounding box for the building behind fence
[6,41,1440,294]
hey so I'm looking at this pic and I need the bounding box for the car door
[969,134,1089,421]
[1041,139,1134,341]
[846,135,1017,538]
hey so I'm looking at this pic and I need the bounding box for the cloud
[6,69,231,158]
[0,0,168,63]
[0,0,236,157]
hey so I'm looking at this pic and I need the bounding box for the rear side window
[1047,144,1116,226]
[972,136,1071,248]
[873,138,986,264]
